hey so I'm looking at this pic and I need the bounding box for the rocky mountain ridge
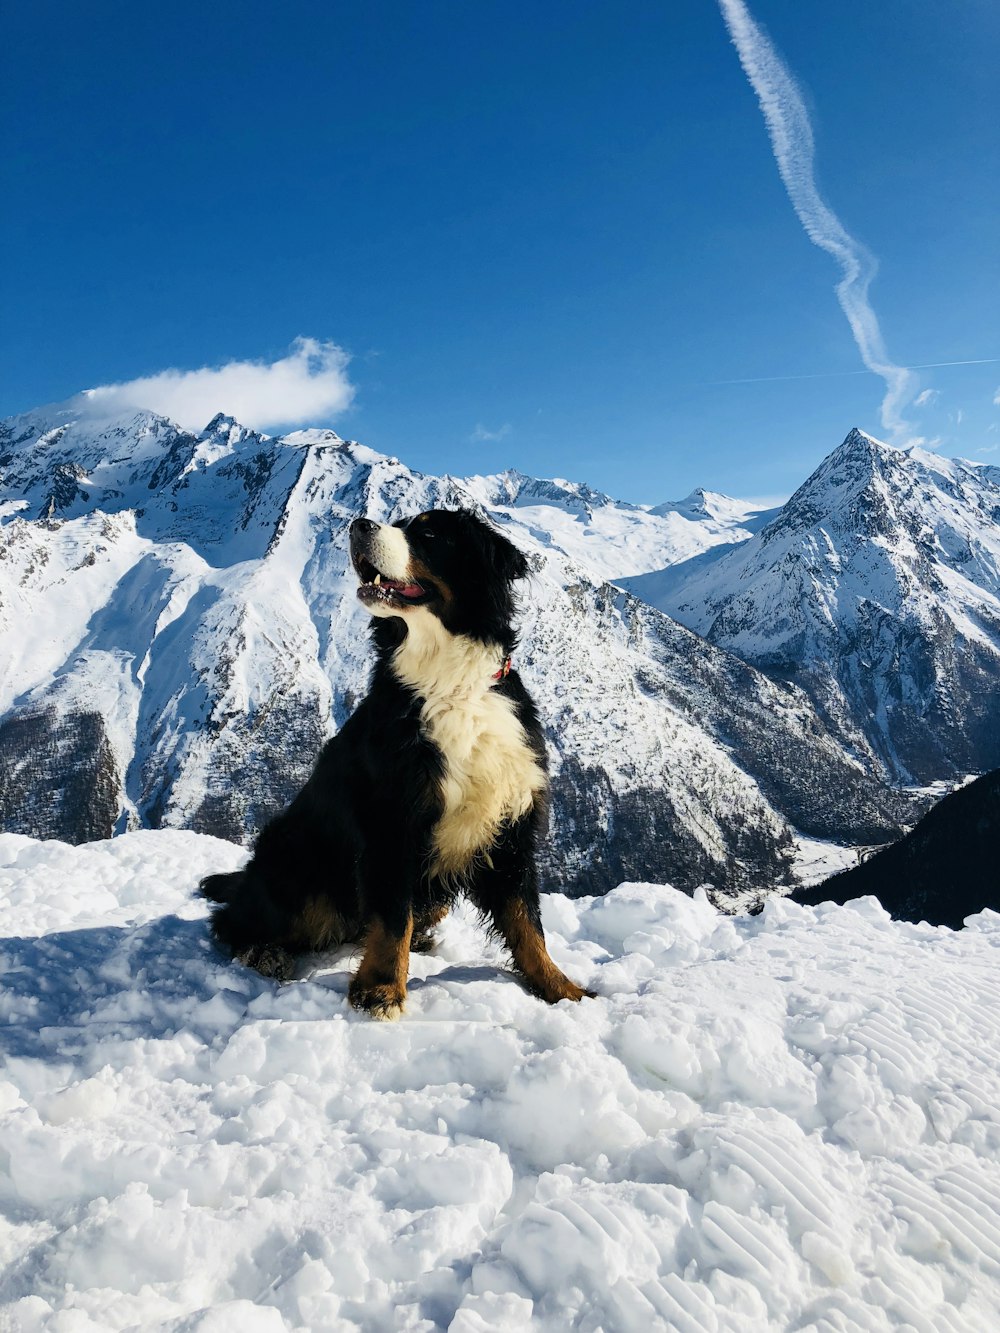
[627,428,1000,784]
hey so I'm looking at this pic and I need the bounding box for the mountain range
[3,403,997,901]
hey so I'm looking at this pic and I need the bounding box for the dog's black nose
[351,517,378,537]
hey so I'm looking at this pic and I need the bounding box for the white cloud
[716,0,917,437]
[80,337,355,432]
[914,388,939,408]
[470,422,512,443]
[994,386,1000,406]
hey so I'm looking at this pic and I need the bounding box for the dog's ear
[453,509,530,583]
[487,526,529,583]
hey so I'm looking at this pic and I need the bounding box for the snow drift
[2,831,999,1330]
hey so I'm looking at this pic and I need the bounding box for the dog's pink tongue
[384,579,423,598]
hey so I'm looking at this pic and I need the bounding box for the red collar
[492,656,512,681]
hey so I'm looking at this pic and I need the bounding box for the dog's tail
[198,869,247,904]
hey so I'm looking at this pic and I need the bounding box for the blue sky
[3,0,997,503]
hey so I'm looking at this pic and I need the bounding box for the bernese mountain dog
[198,507,592,1018]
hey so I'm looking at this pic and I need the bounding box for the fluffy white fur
[391,608,546,878]
[366,524,413,590]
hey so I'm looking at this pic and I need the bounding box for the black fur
[199,508,591,1014]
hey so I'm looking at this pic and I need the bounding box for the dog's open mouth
[354,554,430,607]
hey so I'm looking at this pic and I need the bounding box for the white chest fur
[391,614,546,878]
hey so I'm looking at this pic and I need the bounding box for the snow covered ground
[2,832,1000,1331]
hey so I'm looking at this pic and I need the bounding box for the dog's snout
[351,517,378,538]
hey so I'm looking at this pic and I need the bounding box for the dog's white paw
[348,980,407,1021]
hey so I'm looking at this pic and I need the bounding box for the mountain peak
[838,426,893,454]
[771,426,902,533]
[203,411,249,433]
[201,413,266,447]
[653,487,754,527]
[676,485,733,511]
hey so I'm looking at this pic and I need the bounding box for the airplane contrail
[716,0,917,436]
[708,357,1000,387]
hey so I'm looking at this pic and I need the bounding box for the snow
[789,834,867,887]
[2,833,1000,1330]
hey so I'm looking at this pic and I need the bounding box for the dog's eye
[417,523,449,543]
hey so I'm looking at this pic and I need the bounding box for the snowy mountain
[3,830,1000,1329]
[638,429,1000,784]
[0,402,909,900]
[459,471,775,586]
[652,486,778,528]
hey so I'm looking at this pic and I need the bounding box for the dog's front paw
[530,972,597,1004]
[348,977,407,1021]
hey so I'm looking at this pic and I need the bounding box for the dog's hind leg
[410,903,450,954]
[235,941,299,981]
[209,886,356,982]
[201,865,305,981]
[198,870,246,904]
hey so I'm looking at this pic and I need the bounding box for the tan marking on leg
[348,914,413,1020]
[495,899,593,1003]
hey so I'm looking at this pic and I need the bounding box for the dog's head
[349,508,529,642]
